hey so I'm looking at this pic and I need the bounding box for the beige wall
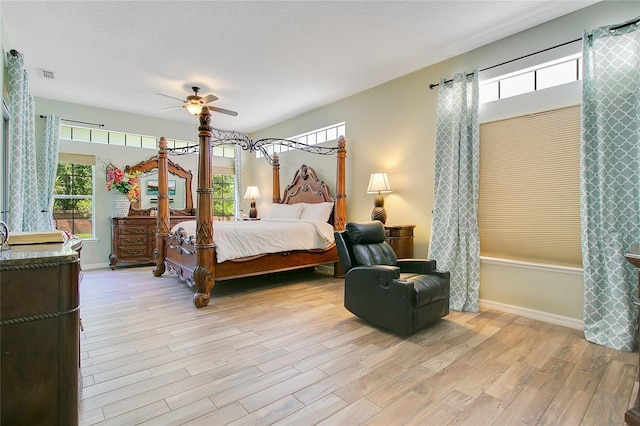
[249,2,639,323]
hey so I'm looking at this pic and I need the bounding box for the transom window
[59,125,235,158]
[257,122,346,159]
[480,54,582,103]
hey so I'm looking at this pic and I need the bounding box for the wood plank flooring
[79,266,638,425]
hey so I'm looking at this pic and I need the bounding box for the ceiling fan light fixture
[186,103,202,115]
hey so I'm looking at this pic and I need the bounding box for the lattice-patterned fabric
[34,115,60,231]
[428,71,480,312]
[581,17,640,351]
[7,52,38,232]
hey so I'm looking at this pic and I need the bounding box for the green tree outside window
[212,174,235,220]
[53,163,94,238]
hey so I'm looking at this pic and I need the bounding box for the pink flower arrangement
[105,163,141,203]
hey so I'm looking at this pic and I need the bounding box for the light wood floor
[79,266,638,425]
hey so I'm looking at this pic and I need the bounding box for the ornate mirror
[125,156,193,216]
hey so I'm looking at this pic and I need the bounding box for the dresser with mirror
[109,156,195,269]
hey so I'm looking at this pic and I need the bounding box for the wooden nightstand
[384,225,415,259]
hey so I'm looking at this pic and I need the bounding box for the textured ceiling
[2,1,595,132]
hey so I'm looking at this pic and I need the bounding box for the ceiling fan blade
[209,106,238,117]
[158,105,183,112]
[157,93,186,103]
[200,94,219,104]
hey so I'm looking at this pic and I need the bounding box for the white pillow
[300,202,334,222]
[263,203,303,219]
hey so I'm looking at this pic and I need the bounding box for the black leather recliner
[335,221,450,335]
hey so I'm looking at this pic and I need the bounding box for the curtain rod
[429,16,640,90]
[9,49,20,58]
[428,37,581,89]
[39,115,104,128]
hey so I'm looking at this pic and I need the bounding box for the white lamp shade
[244,186,261,200]
[367,173,392,194]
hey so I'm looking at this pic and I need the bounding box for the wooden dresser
[110,215,193,269]
[384,224,415,259]
[626,244,640,426]
[0,238,82,425]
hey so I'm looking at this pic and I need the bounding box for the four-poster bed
[153,107,347,308]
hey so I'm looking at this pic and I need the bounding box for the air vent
[37,68,56,79]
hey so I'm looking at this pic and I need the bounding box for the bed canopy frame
[152,106,347,308]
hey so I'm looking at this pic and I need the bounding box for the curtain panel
[581,17,640,351]
[6,51,38,232]
[35,115,61,231]
[428,70,481,312]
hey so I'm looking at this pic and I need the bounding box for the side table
[384,225,415,259]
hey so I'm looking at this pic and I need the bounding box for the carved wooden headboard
[280,164,334,205]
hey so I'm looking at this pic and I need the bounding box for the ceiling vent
[37,68,55,79]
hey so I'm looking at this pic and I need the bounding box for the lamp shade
[244,186,261,200]
[366,172,392,194]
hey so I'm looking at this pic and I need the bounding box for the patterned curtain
[6,51,39,232]
[34,115,61,230]
[428,70,480,312]
[234,144,243,219]
[581,17,640,351]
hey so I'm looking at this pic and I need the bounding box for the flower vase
[114,193,131,217]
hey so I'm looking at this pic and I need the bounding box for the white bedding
[170,218,335,263]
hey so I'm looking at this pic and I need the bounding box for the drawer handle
[123,238,144,243]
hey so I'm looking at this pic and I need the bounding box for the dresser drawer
[118,234,147,246]
[118,225,147,235]
[117,246,148,257]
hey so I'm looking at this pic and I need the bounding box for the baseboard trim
[81,262,110,271]
[480,298,584,331]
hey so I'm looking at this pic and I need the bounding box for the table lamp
[366,172,392,224]
[244,186,261,218]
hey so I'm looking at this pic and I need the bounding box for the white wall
[250,1,639,324]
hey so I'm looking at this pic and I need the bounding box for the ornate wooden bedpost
[333,136,347,277]
[192,107,216,308]
[272,153,281,203]
[153,137,170,277]
[334,136,347,232]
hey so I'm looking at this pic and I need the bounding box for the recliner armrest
[397,259,450,281]
[346,265,401,288]
[397,259,436,274]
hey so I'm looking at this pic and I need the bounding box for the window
[480,54,581,103]
[59,125,236,159]
[212,174,235,220]
[53,156,95,238]
[257,122,346,159]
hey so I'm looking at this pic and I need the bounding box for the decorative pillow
[300,202,334,222]
[263,203,303,219]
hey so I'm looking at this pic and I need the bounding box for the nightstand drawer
[384,225,415,259]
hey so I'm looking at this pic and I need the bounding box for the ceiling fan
[158,86,238,116]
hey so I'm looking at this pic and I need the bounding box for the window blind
[478,105,581,267]
[59,152,96,166]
